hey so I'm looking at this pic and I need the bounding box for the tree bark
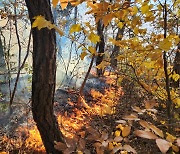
[25,0,64,153]
[110,26,125,69]
[96,20,105,76]
[172,43,180,88]
[0,35,7,82]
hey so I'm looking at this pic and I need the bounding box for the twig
[9,30,32,114]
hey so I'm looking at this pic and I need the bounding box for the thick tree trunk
[110,26,125,69]
[25,0,64,153]
[96,20,105,76]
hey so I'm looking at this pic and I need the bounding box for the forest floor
[0,73,179,153]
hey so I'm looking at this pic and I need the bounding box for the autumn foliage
[0,0,180,153]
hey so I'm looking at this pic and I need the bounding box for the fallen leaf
[78,138,86,151]
[100,131,108,141]
[132,106,143,113]
[145,100,157,109]
[172,144,179,152]
[54,141,67,151]
[123,113,140,121]
[102,140,109,147]
[123,144,137,154]
[134,130,158,139]
[149,124,164,138]
[122,126,131,137]
[116,120,127,124]
[166,132,176,143]
[114,136,123,142]
[156,139,171,153]
[177,138,180,147]
[113,145,123,153]
[108,142,114,150]
[115,130,121,137]
[139,120,150,129]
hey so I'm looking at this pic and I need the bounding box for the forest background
[0,0,180,153]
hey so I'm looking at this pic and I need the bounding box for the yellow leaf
[108,142,114,150]
[115,130,121,137]
[132,6,138,15]
[171,73,180,82]
[54,26,64,36]
[134,27,139,35]
[159,38,172,51]
[69,24,82,34]
[52,0,59,8]
[96,61,110,70]
[166,132,176,143]
[122,126,131,137]
[160,121,166,125]
[88,46,96,55]
[60,0,68,10]
[88,33,100,44]
[116,124,124,130]
[172,144,179,152]
[32,16,54,30]
[80,51,88,60]
[174,98,180,108]
[141,4,149,14]
[117,22,124,29]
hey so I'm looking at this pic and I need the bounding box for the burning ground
[0,72,180,153]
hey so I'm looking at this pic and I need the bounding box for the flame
[1,71,123,152]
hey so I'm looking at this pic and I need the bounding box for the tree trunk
[172,43,180,88]
[96,20,105,76]
[25,0,64,153]
[110,26,125,69]
[0,35,7,82]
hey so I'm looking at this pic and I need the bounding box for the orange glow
[1,72,123,152]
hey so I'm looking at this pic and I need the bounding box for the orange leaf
[134,130,158,139]
[122,126,131,137]
[156,139,171,153]
[123,144,137,154]
[139,120,150,129]
[149,124,164,138]
[60,0,68,10]
[172,144,179,152]
[52,0,59,7]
